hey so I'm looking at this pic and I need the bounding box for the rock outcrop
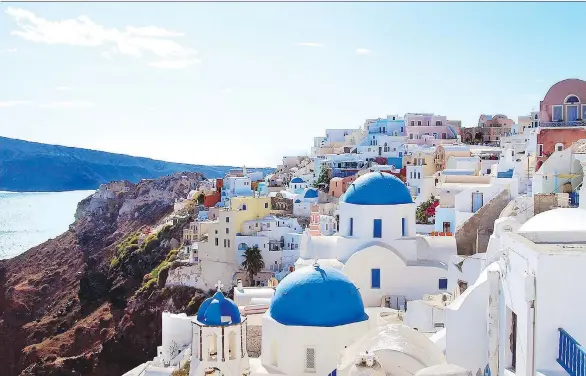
[0,172,213,376]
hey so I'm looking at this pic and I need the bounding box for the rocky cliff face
[0,172,212,376]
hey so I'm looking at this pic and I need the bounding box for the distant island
[0,136,274,192]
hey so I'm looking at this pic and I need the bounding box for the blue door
[373,219,382,238]
[472,192,483,213]
[401,218,407,236]
[570,192,580,207]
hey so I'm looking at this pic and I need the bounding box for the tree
[416,195,439,224]
[314,168,331,189]
[241,246,265,286]
[196,193,205,205]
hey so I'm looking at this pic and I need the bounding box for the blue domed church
[260,263,370,376]
[296,172,455,309]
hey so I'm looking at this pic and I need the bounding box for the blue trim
[373,219,382,238]
[371,269,381,289]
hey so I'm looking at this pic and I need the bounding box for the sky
[1,2,585,167]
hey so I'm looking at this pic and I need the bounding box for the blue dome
[341,172,413,205]
[269,265,368,327]
[291,177,304,183]
[304,189,319,199]
[197,291,241,326]
[294,199,301,203]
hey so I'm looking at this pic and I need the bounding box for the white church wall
[199,259,239,290]
[161,313,192,366]
[260,315,369,376]
[403,301,446,333]
[343,245,448,307]
[338,202,416,241]
[528,246,586,373]
[446,254,483,296]
[445,266,491,372]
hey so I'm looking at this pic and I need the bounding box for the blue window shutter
[439,278,448,290]
[373,219,382,238]
[349,218,354,236]
[402,218,407,236]
[371,269,381,289]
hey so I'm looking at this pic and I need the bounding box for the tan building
[434,145,471,171]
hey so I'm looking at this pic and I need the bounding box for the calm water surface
[0,190,94,259]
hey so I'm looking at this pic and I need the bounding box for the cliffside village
[124,78,586,376]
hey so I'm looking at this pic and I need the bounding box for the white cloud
[55,86,71,91]
[356,48,371,55]
[39,100,95,109]
[0,100,30,107]
[101,51,113,60]
[296,42,323,48]
[148,59,200,69]
[2,48,18,53]
[5,7,199,69]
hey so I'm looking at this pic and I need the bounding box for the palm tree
[241,246,265,286]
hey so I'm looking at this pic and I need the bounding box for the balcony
[541,121,586,128]
[557,328,586,376]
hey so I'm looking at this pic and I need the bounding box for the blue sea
[0,190,94,259]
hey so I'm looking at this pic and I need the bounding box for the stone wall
[533,193,569,215]
[455,189,511,256]
[271,197,293,213]
[246,325,262,358]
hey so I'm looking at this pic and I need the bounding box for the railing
[557,327,586,376]
[541,121,586,128]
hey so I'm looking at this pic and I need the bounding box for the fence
[557,327,586,376]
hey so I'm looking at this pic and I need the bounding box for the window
[417,121,422,126]
[436,121,442,126]
[565,95,580,104]
[400,127,404,133]
[439,278,448,290]
[305,347,316,372]
[409,133,414,139]
[373,219,382,238]
[402,218,407,236]
[265,203,269,209]
[349,218,354,236]
[537,144,544,157]
[582,104,586,120]
[242,204,247,211]
[215,238,219,246]
[371,268,381,289]
[556,143,564,152]
[226,228,229,234]
[410,121,414,126]
[552,105,563,121]
[226,217,229,223]
[224,239,227,247]
[417,172,421,179]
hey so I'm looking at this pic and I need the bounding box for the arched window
[208,333,218,360]
[242,204,247,211]
[238,243,248,250]
[565,95,580,104]
[228,331,237,360]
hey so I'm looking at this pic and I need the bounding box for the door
[472,192,484,213]
[567,105,579,121]
[443,222,451,233]
[378,147,382,156]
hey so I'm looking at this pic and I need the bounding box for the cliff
[0,172,214,375]
[0,136,273,192]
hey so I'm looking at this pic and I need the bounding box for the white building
[296,172,457,309]
[445,207,586,376]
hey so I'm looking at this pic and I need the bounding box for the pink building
[476,114,515,144]
[405,113,458,145]
[539,78,586,125]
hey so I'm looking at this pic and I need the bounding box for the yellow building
[198,196,272,269]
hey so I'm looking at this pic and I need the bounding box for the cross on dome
[215,280,224,292]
